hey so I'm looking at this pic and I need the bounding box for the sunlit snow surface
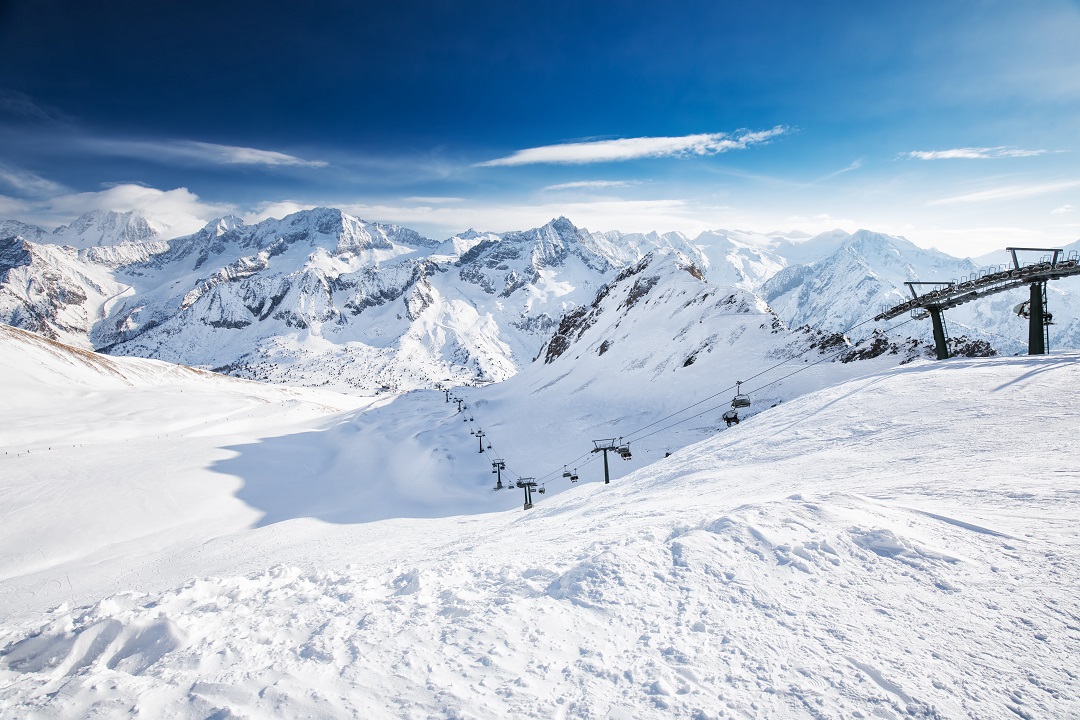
[1,325,1078,719]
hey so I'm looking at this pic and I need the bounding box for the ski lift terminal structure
[873,247,1080,359]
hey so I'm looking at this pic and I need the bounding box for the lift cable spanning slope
[527,311,888,486]
[616,315,883,445]
[624,316,917,446]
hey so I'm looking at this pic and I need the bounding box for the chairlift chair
[731,380,751,409]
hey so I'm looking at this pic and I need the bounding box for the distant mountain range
[2,208,1077,391]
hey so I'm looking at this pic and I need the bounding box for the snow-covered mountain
[760,229,1080,353]
[47,208,203,247]
[0,233,129,348]
[1,210,717,391]
[762,230,980,333]
[2,209,1078,391]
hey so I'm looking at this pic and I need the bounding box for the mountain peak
[54,209,159,245]
[201,215,246,236]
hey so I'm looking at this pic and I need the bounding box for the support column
[1028,282,1046,355]
[929,307,949,360]
[602,448,610,485]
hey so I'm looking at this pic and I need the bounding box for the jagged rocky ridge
[0,210,712,391]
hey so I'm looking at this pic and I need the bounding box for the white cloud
[8,184,236,236]
[242,200,318,224]
[47,184,232,218]
[542,180,636,191]
[476,127,787,167]
[0,164,67,197]
[905,147,1046,160]
[1051,203,1075,215]
[80,138,328,168]
[930,179,1080,205]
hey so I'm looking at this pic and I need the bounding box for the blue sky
[1,0,1078,255]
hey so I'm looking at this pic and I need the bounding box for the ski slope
[1,326,1078,718]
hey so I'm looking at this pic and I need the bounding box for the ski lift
[722,409,740,426]
[538,486,546,494]
[618,444,632,460]
[570,471,578,482]
[1015,301,1054,323]
[731,381,751,409]
[562,468,572,478]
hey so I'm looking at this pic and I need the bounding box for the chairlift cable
[627,316,916,445]
[620,311,880,442]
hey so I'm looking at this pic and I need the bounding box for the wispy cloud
[183,141,328,167]
[79,138,328,168]
[1051,203,1075,215]
[0,163,67,197]
[401,196,464,204]
[815,159,863,183]
[542,180,637,191]
[476,127,787,167]
[930,179,1080,205]
[904,147,1046,160]
[0,90,73,125]
[0,194,32,216]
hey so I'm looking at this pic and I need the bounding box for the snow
[5,209,1080,396]
[1,321,1078,718]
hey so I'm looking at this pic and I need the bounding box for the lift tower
[491,458,506,490]
[1008,248,1059,355]
[591,439,619,484]
[515,478,538,509]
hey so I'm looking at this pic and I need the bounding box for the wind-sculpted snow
[1,334,1077,717]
